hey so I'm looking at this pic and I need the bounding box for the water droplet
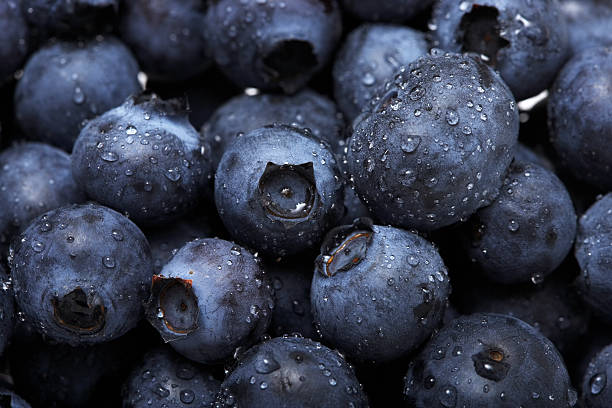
[39,222,52,232]
[329,378,337,386]
[164,168,181,182]
[255,354,281,374]
[590,373,607,395]
[73,87,85,104]
[408,256,420,266]
[401,136,421,153]
[154,385,170,398]
[111,229,124,241]
[446,109,459,126]
[101,151,118,162]
[462,126,472,135]
[259,382,268,390]
[508,220,519,232]
[362,72,375,86]
[102,256,116,268]
[440,386,457,407]
[32,240,45,252]
[179,389,195,404]
[409,86,426,101]
[126,126,137,135]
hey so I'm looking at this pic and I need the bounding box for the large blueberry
[347,51,518,231]
[71,94,213,226]
[404,313,576,407]
[0,267,14,356]
[9,203,153,345]
[215,336,369,408]
[14,36,141,151]
[119,0,211,82]
[575,194,612,324]
[548,46,612,191]
[122,346,220,408]
[206,0,342,93]
[582,343,612,408]
[145,238,273,364]
[333,24,428,122]
[463,160,576,284]
[430,0,569,100]
[215,125,344,257]
[202,89,345,170]
[340,0,433,22]
[0,142,85,255]
[311,219,450,364]
[0,1,28,85]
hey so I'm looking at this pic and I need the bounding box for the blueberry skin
[347,52,519,231]
[340,0,433,22]
[20,0,118,36]
[0,1,28,84]
[311,219,450,364]
[338,186,371,226]
[582,343,612,407]
[10,203,153,345]
[214,336,369,408]
[0,267,14,356]
[267,259,316,339]
[119,0,211,82]
[14,36,141,152]
[71,94,213,226]
[333,24,428,122]
[404,313,576,407]
[514,142,555,172]
[145,238,273,365]
[206,0,342,93]
[202,89,346,170]
[561,0,612,56]
[122,346,220,408]
[548,47,612,191]
[0,142,85,255]
[575,194,612,324]
[215,125,344,257]
[0,388,31,408]
[431,0,569,100]
[464,160,576,284]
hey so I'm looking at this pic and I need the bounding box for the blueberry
[0,1,28,85]
[122,346,220,408]
[71,94,213,226]
[514,142,555,172]
[339,0,433,22]
[0,388,31,408]
[0,142,85,256]
[216,125,344,257]
[338,186,371,226]
[333,24,428,122]
[214,336,369,408]
[574,193,612,324]
[404,313,576,407]
[118,0,211,82]
[20,0,118,36]
[462,160,576,285]
[14,36,141,151]
[548,46,612,191]
[202,89,346,170]
[9,203,153,345]
[145,238,273,364]
[347,51,518,231]
[430,0,569,100]
[206,0,342,93]
[0,267,14,357]
[454,275,588,356]
[267,259,316,339]
[311,218,450,364]
[582,343,612,407]
[560,0,612,56]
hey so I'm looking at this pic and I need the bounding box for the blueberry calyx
[145,276,199,342]
[51,287,105,334]
[258,161,320,228]
[315,217,374,277]
[471,347,510,382]
[459,4,510,67]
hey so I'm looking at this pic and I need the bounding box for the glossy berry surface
[582,343,612,408]
[311,219,450,364]
[347,51,519,231]
[215,125,344,257]
[340,0,434,22]
[215,336,369,408]
[145,238,273,364]
[10,203,153,345]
